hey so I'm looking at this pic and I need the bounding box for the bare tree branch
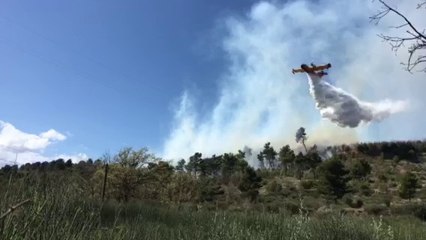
[391,23,408,29]
[417,1,426,9]
[371,0,426,73]
[373,0,426,39]
[0,199,32,220]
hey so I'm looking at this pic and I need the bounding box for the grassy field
[1,179,426,240]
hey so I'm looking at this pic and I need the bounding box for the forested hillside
[2,141,426,215]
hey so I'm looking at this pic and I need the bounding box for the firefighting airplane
[292,63,332,77]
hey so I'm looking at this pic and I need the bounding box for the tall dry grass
[1,173,426,240]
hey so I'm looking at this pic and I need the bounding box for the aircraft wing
[292,63,331,74]
[312,63,332,71]
[292,68,306,74]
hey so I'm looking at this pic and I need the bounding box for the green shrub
[303,196,323,210]
[343,195,363,208]
[378,174,388,182]
[365,204,388,216]
[284,201,300,215]
[265,201,281,213]
[383,195,392,208]
[300,180,315,190]
[391,203,426,221]
[266,180,282,194]
[399,172,420,200]
[360,183,373,197]
[414,205,426,221]
[351,159,371,179]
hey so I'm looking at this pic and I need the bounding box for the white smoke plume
[162,0,426,161]
[306,72,408,128]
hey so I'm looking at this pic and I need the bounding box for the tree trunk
[302,140,308,154]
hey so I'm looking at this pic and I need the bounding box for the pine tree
[317,157,350,202]
[399,171,420,201]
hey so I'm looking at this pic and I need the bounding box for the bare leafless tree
[370,0,426,73]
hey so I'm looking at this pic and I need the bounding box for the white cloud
[162,0,426,162]
[0,121,65,152]
[40,129,66,141]
[0,121,87,165]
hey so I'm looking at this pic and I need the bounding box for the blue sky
[0,0,255,162]
[1,0,425,165]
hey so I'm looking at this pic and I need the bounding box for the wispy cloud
[0,121,87,165]
[163,0,426,161]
